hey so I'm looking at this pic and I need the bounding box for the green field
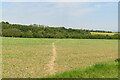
[46,61,118,78]
[2,37,118,78]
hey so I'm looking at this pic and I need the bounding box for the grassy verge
[45,61,118,78]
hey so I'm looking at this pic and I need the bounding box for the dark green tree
[2,28,22,37]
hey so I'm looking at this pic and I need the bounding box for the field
[2,37,118,78]
[90,32,118,35]
[46,61,118,78]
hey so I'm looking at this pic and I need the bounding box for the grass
[2,37,118,78]
[2,37,57,78]
[54,39,118,73]
[46,61,118,78]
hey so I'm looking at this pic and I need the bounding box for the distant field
[2,37,118,78]
[90,32,118,35]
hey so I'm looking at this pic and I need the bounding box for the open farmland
[2,37,118,78]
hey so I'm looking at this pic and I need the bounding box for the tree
[1,21,119,39]
[22,30,33,38]
[2,28,22,37]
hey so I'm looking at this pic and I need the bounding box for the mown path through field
[47,42,57,75]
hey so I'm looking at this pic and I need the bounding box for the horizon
[1,2,118,32]
[1,21,118,32]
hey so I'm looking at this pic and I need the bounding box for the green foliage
[115,58,120,62]
[46,61,118,78]
[22,30,33,38]
[1,21,119,39]
[2,28,22,37]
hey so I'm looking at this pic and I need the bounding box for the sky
[1,0,120,2]
[1,2,118,32]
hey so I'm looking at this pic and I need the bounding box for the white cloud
[49,3,95,17]
[41,3,94,17]
[69,7,94,16]
[54,3,87,8]
[95,3,117,8]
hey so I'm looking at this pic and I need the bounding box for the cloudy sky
[1,1,118,31]
[1,0,120,2]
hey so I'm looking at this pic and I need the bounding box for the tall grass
[46,61,118,78]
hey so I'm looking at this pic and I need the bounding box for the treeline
[89,30,112,33]
[0,21,119,39]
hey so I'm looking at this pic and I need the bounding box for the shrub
[2,28,22,37]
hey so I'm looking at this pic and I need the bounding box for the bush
[2,28,22,37]
[1,21,119,39]
[22,30,33,38]
[115,58,120,62]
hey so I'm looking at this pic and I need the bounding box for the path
[47,42,57,75]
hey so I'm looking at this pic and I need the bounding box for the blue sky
[1,2,118,31]
[2,0,120,2]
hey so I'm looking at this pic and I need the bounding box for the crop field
[90,32,118,35]
[2,37,118,78]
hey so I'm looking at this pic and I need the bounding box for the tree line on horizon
[0,21,119,39]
